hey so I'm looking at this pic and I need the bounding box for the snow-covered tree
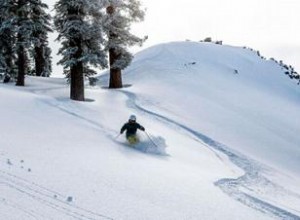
[0,0,52,84]
[14,0,34,86]
[30,0,52,77]
[0,0,17,82]
[54,0,107,101]
[104,0,146,88]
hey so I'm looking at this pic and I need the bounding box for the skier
[120,115,145,144]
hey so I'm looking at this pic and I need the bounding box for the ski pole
[115,133,121,139]
[145,131,159,148]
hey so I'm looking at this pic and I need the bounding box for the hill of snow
[1,41,300,220]
[115,41,300,175]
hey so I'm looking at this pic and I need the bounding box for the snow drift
[116,41,300,175]
[1,41,300,220]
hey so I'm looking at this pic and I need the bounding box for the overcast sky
[48,0,300,74]
[132,0,299,70]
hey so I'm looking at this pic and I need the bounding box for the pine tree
[1,0,35,86]
[30,0,52,77]
[104,0,146,89]
[0,0,17,81]
[15,0,32,86]
[0,0,52,84]
[54,0,107,101]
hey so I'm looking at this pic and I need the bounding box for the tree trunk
[109,48,122,88]
[70,61,84,101]
[70,39,84,101]
[35,46,45,77]
[70,63,84,101]
[16,0,26,86]
[109,68,122,89]
[16,44,25,86]
[107,5,123,89]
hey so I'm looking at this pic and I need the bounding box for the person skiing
[120,115,145,144]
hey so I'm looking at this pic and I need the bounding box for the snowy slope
[116,41,300,175]
[1,41,300,220]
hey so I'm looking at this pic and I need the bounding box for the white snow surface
[1,41,300,220]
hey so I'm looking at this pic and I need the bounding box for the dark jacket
[120,121,145,137]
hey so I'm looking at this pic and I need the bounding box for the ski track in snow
[0,169,114,220]
[0,92,116,219]
[0,195,53,220]
[5,84,300,219]
[35,91,166,155]
[119,90,300,220]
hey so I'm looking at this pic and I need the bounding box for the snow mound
[119,41,300,175]
[1,41,300,220]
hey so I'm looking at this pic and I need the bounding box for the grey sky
[47,0,299,74]
[132,0,299,71]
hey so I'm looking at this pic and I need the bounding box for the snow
[1,41,300,220]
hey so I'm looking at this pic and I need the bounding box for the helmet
[129,115,136,121]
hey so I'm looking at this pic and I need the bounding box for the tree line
[0,0,146,101]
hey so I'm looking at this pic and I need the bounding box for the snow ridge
[119,89,300,220]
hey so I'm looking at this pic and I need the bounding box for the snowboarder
[120,115,145,144]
